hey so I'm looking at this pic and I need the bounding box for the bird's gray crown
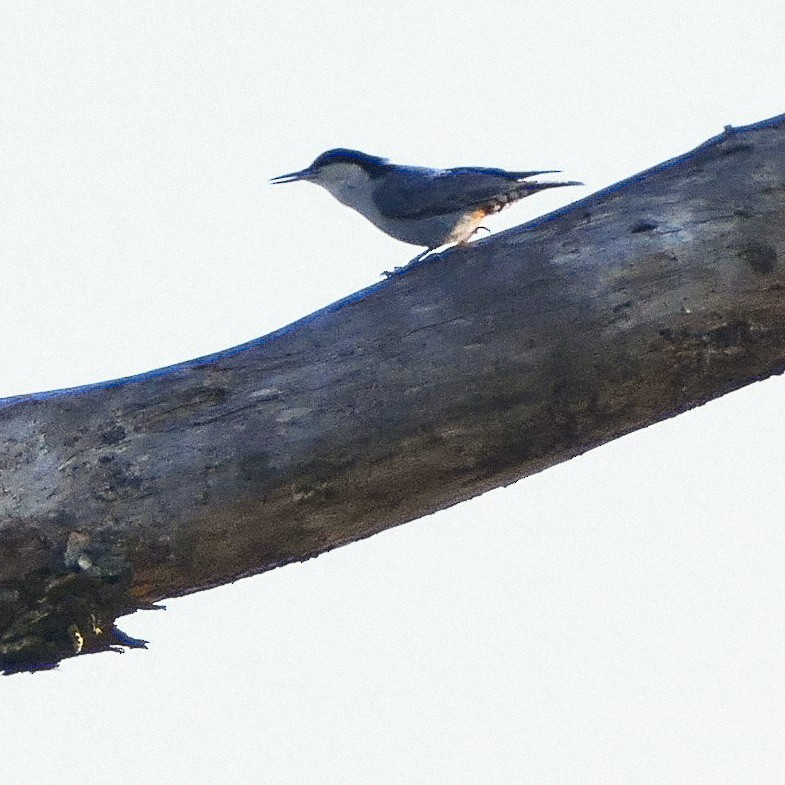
[311,149,389,177]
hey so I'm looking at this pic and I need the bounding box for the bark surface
[3,114,785,671]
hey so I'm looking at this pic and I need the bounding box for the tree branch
[3,113,785,671]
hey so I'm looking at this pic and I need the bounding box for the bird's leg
[407,248,435,265]
[381,247,434,278]
[455,227,491,250]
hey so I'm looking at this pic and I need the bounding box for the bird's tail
[486,180,583,213]
[521,179,584,191]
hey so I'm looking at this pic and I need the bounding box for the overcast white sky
[2,2,785,783]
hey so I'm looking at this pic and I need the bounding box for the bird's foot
[381,247,435,278]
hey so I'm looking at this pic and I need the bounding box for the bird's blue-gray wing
[372,166,559,220]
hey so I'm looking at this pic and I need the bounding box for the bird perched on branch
[271,148,582,272]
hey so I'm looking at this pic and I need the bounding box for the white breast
[311,163,464,248]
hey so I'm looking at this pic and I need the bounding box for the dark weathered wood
[3,114,785,671]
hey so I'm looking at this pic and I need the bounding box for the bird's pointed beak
[270,168,313,184]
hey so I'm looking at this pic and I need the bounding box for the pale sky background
[2,2,785,783]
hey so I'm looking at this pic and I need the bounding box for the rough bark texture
[3,114,785,671]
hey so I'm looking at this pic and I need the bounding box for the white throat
[310,163,377,216]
